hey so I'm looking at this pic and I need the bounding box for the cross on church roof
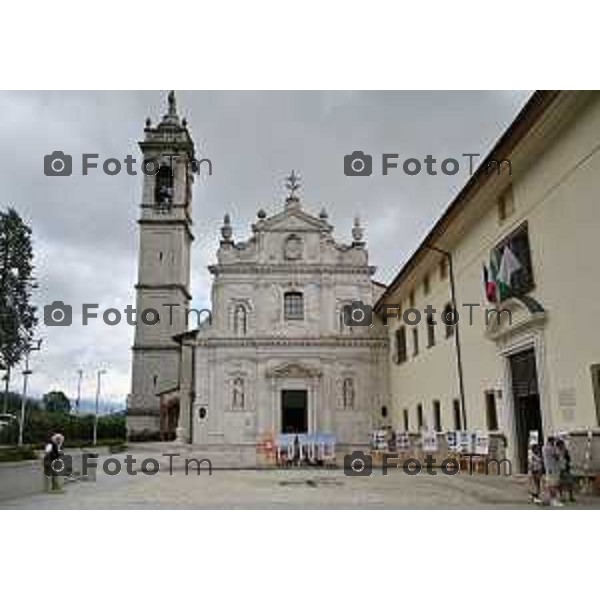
[285,170,301,201]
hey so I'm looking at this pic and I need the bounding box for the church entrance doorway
[509,348,542,473]
[281,390,308,433]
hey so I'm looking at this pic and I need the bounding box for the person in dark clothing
[43,432,65,493]
[556,439,576,503]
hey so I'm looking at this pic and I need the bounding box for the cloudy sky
[0,90,531,408]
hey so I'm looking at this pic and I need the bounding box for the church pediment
[266,362,323,379]
[256,206,333,234]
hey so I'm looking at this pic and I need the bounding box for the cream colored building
[376,91,600,472]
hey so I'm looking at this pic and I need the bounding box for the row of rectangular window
[405,257,448,307]
[395,303,455,364]
[401,393,498,433]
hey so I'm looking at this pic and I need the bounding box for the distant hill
[72,399,126,415]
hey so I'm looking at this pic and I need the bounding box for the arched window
[154,165,173,210]
[232,377,245,410]
[343,378,355,409]
[233,304,248,335]
[284,291,304,321]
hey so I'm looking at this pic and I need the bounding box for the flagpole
[424,245,467,430]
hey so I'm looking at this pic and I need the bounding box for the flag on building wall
[483,248,501,302]
[497,245,522,299]
[482,263,497,303]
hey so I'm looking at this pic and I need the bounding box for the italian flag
[482,248,501,303]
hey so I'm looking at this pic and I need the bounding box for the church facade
[185,189,389,445]
[127,93,390,445]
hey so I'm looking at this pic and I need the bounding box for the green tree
[0,209,37,412]
[43,390,71,413]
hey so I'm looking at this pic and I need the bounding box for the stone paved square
[2,451,600,509]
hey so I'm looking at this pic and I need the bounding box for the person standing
[542,436,563,507]
[43,432,65,493]
[556,439,575,503]
[528,443,544,504]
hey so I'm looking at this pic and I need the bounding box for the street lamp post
[2,366,10,415]
[75,369,83,414]
[93,369,107,446]
[18,339,42,446]
[424,245,467,430]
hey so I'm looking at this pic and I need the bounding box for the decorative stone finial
[158,91,181,127]
[285,170,301,206]
[319,208,328,220]
[145,117,151,128]
[221,213,233,244]
[257,209,267,219]
[352,216,364,246]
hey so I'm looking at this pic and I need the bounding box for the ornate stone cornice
[135,283,192,300]
[195,335,388,349]
[137,219,195,241]
[208,263,376,276]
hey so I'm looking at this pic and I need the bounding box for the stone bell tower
[127,91,196,438]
